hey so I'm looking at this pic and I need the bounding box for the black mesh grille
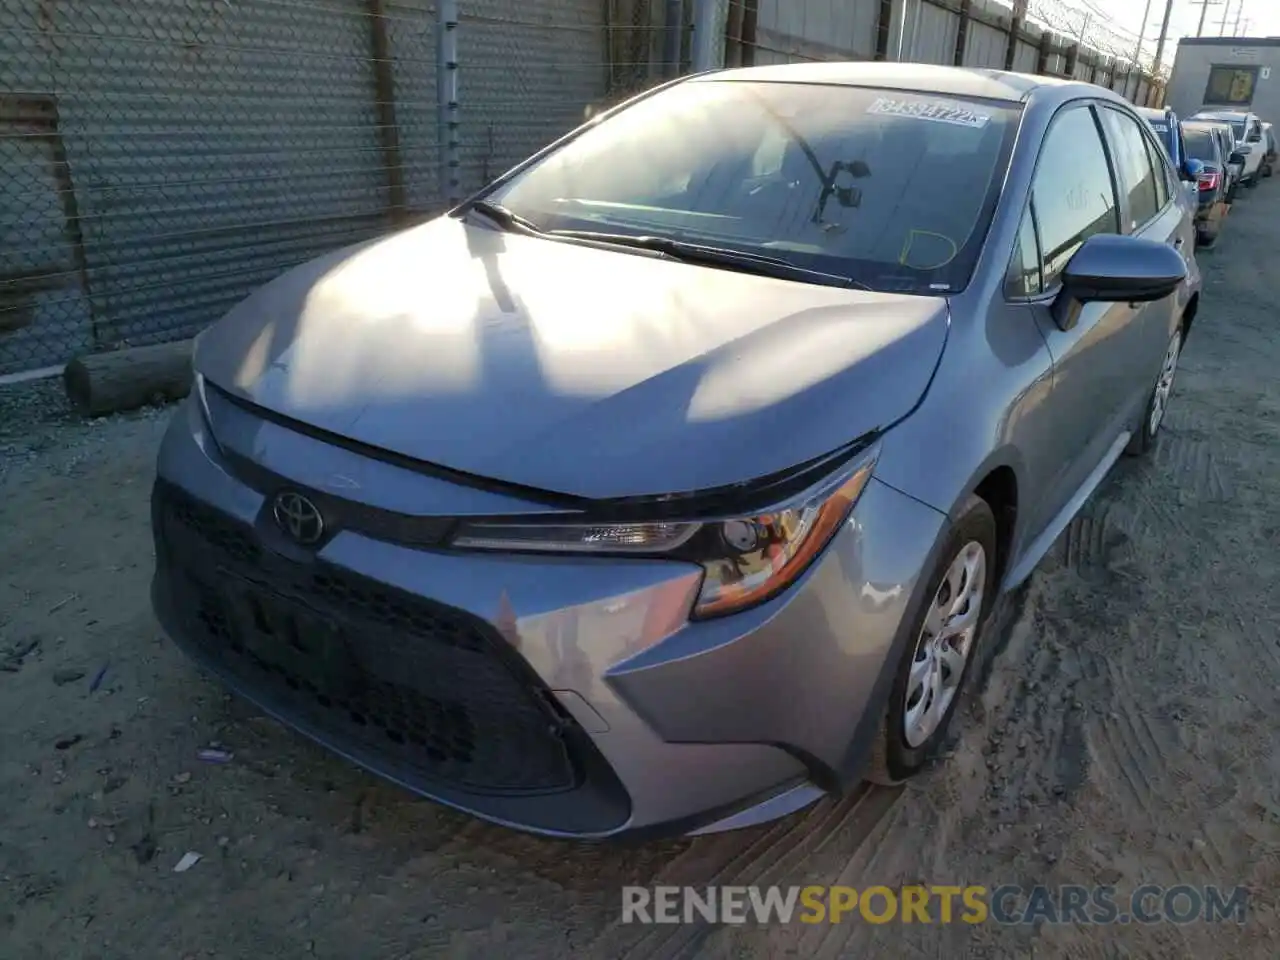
[155,482,578,795]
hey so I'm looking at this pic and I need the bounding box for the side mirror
[1230,150,1247,165]
[1051,234,1187,332]
[1237,144,1254,156]
[1182,158,1206,182]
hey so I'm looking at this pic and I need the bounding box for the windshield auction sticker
[867,97,990,128]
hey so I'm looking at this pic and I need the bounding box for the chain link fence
[1,0,1165,376]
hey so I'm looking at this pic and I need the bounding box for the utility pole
[1152,0,1177,75]
[1219,0,1235,37]
[1133,0,1153,63]
[1192,0,1224,37]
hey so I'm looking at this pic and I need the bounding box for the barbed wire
[1028,0,1161,73]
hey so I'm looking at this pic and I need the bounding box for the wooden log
[63,338,195,417]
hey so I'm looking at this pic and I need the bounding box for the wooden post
[1036,29,1052,75]
[954,0,972,67]
[875,0,896,61]
[1064,41,1080,79]
[366,0,408,225]
[1005,0,1027,71]
[723,0,744,67]
[740,0,758,67]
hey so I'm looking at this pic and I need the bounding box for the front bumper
[151,395,944,838]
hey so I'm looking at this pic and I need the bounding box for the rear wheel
[1126,326,1182,458]
[866,496,997,785]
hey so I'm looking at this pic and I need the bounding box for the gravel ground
[4,189,1280,960]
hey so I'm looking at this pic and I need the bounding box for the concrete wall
[1166,37,1280,122]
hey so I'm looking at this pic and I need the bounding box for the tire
[1125,326,1183,458]
[1198,226,1217,248]
[865,495,998,785]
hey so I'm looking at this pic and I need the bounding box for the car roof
[1135,106,1172,119]
[1193,109,1250,120]
[691,61,1105,105]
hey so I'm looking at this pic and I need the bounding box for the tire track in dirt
[584,785,901,959]
[1083,654,1180,827]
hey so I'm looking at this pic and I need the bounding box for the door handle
[1174,235,1185,248]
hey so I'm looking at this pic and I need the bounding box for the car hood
[196,217,950,500]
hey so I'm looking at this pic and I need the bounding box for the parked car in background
[1181,121,1231,246]
[1262,122,1276,179]
[152,64,1202,839]
[1135,106,1202,208]
[1189,109,1266,187]
[1195,121,1244,200]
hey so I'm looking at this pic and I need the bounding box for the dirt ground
[4,190,1280,960]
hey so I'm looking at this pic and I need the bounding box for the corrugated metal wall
[458,0,607,195]
[903,1,958,65]
[388,0,442,213]
[749,0,880,65]
[0,0,1165,376]
[1013,39,1039,73]
[0,0,608,375]
[965,20,1008,70]
[0,0,400,374]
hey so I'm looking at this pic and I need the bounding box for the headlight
[452,453,876,619]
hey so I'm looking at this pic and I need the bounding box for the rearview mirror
[1051,234,1187,332]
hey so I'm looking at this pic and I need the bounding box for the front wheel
[865,496,997,785]
[1126,327,1182,457]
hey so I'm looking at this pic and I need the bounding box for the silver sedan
[151,63,1201,839]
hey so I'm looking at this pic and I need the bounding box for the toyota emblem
[272,491,325,545]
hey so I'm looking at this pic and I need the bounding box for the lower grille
[154,482,578,796]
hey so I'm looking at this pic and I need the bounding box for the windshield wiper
[545,230,868,289]
[463,199,544,235]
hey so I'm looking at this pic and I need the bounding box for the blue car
[1136,107,1203,209]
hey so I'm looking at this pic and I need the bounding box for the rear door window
[1098,107,1162,232]
[1183,129,1217,163]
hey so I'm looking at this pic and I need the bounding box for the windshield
[1183,129,1216,162]
[1192,114,1246,141]
[485,80,1020,294]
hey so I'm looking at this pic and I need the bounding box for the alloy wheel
[903,541,987,749]
[1148,331,1181,437]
